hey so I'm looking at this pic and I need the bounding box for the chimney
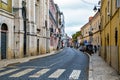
[89,16,93,22]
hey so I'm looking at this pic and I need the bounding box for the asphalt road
[0,47,89,80]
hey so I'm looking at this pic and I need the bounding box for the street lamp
[93,0,101,12]
[93,5,100,12]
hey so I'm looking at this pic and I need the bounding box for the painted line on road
[48,69,65,78]
[69,70,81,79]
[0,68,5,71]
[49,60,62,67]
[29,69,50,78]
[0,69,18,76]
[9,69,34,77]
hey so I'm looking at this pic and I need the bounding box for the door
[37,39,39,54]
[1,32,7,59]
[1,24,8,59]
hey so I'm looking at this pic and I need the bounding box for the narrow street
[0,48,89,80]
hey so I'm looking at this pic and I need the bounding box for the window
[107,33,109,45]
[45,20,47,28]
[2,0,8,4]
[115,28,118,46]
[116,0,120,8]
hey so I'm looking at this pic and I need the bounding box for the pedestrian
[94,45,97,53]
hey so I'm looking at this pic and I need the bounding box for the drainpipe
[118,8,120,74]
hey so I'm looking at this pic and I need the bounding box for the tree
[72,31,81,42]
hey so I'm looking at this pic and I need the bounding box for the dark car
[79,46,85,52]
[84,44,94,55]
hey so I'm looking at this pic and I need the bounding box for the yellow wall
[0,0,12,12]
[101,0,120,72]
[91,12,101,46]
[81,12,101,46]
[81,23,90,43]
[0,1,1,8]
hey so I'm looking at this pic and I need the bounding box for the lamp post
[93,5,100,12]
[93,0,101,12]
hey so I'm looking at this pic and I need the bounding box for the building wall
[13,0,25,58]
[39,0,50,54]
[49,0,58,51]
[100,0,120,73]
[0,0,12,12]
[0,0,61,60]
[81,12,101,46]
[90,12,101,47]
[0,0,14,59]
[81,23,90,44]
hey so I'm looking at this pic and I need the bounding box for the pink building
[49,0,58,50]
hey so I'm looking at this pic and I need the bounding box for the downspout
[118,7,120,74]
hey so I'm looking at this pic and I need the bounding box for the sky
[54,0,100,37]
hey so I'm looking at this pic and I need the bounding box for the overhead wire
[81,0,98,5]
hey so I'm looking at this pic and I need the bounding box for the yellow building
[0,0,14,60]
[0,0,12,12]
[81,22,90,44]
[100,0,120,73]
[90,12,101,47]
[81,12,101,48]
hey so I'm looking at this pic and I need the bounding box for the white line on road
[9,69,34,77]
[69,70,81,79]
[0,69,18,76]
[48,69,65,78]
[29,69,50,78]
[0,68,5,70]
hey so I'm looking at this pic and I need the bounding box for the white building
[0,0,14,60]
[13,0,50,58]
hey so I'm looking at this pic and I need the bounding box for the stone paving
[89,53,120,80]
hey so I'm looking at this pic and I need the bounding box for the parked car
[84,44,94,55]
[79,46,85,52]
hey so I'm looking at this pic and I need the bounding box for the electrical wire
[81,0,98,5]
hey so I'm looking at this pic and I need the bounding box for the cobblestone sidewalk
[89,53,120,80]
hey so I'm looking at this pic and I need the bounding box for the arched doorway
[1,23,8,59]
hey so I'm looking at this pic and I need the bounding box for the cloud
[63,9,95,26]
[54,0,99,37]
[65,25,83,37]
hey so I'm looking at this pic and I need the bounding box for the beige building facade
[13,0,50,57]
[90,12,101,47]
[0,0,64,60]
[81,22,90,44]
[81,12,101,48]
[0,0,14,59]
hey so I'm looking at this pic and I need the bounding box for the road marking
[9,69,34,77]
[29,69,50,78]
[69,70,81,79]
[0,68,5,70]
[48,69,65,78]
[0,69,18,76]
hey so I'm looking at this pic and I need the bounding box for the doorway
[1,24,8,59]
